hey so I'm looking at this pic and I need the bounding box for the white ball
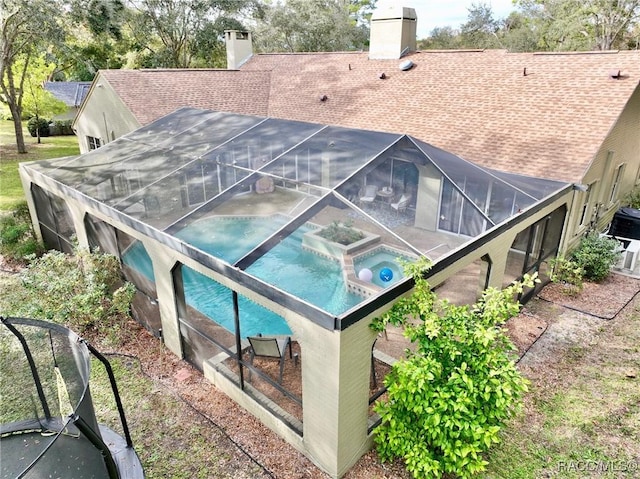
[358,268,373,282]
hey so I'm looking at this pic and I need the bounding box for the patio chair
[390,193,410,215]
[359,184,378,206]
[247,335,293,384]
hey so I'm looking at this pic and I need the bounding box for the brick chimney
[369,6,417,60]
[225,30,253,69]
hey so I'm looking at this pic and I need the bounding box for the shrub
[49,119,74,136]
[370,258,532,479]
[549,256,584,295]
[0,203,44,263]
[15,246,135,342]
[318,220,364,245]
[622,186,640,209]
[570,233,622,282]
[27,117,50,137]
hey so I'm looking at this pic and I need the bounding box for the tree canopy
[1,0,66,152]
[252,0,372,53]
[419,0,640,51]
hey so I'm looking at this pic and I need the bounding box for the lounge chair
[390,193,410,215]
[247,335,292,384]
[359,185,378,206]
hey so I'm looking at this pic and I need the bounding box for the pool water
[182,266,292,337]
[122,241,155,281]
[121,216,364,337]
[174,215,289,263]
[354,250,412,287]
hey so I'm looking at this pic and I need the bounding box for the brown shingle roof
[241,49,640,183]
[100,69,271,125]
[99,50,640,183]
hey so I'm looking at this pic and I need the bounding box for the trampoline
[1,316,144,479]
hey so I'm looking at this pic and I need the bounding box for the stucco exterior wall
[565,85,640,251]
[74,74,140,154]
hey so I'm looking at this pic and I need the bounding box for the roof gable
[99,69,271,126]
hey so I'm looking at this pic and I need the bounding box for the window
[609,164,625,204]
[579,183,593,228]
[87,136,101,151]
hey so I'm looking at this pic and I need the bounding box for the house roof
[93,49,640,183]
[98,69,271,125]
[44,81,91,107]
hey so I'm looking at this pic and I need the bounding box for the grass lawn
[0,119,79,211]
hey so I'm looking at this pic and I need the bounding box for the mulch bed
[538,273,640,319]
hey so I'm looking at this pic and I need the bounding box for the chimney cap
[371,6,417,21]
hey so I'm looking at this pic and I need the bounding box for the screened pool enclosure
[21,107,572,477]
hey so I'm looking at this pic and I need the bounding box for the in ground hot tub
[354,247,417,288]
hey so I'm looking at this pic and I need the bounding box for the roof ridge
[532,50,622,56]
[256,51,366,56]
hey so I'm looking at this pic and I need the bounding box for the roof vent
[378,72,386,79]
[609,69,622,79]
[399,60,413,71]
[319,94,328,102]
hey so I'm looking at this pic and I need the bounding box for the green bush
[49,119,74,136]
[318,220,364,245]
[370,258,532,479]
[622,186,640,209]
[570,233,622,282]
[27,116,50,137]
[0,203,44,262]
[549,256,584,295]
[14,246,135,341]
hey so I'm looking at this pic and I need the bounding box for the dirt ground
[3,251,639,478]
[120,272,640,479]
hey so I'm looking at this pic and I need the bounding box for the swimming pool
[121,216,364,337]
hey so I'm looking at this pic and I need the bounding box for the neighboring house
[23,6,640,478]
[43,81,91,121]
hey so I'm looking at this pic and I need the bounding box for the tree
[0,0,65,153]
[460,2,502,49]
[347,0,377,27]
[515,0,640,50]
[370,258,533,479]
[123,0,263,68]
[52,0,128,80]
[253,0,369,53]
[21,57,67,143]
[500,11,544,52]
[419,26,462,50]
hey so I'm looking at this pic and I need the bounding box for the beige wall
[74,74,140,154]
[565,86,640,251]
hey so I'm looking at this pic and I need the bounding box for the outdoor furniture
[247,335,293,384]
[358,185,377,206]
[375,187,394,204]
[390,193,410,215]
[255,176,274,194]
